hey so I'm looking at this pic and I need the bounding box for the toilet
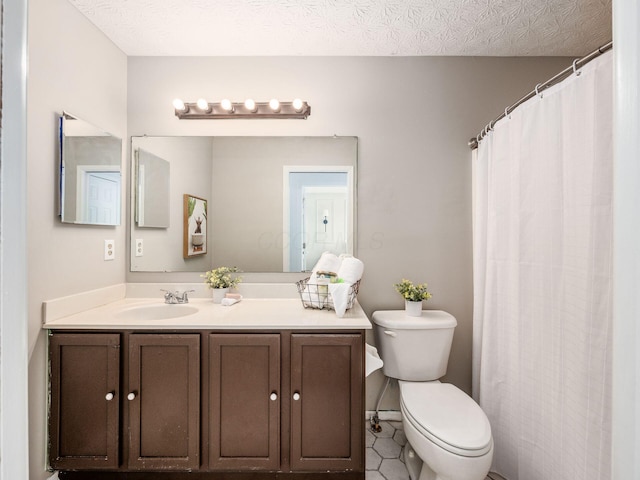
[372,310,493,480]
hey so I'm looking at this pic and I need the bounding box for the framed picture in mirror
[183,194,207,258]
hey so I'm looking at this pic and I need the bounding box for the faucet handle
[160,289,177,303]
[180,289,196,302]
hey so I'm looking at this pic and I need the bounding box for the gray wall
[27,0,127,476]
[126,55,571,411]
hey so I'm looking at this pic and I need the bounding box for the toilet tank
[372,310,457,381]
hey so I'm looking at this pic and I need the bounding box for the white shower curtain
[472,51,613,480]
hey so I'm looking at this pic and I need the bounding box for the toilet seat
[399,382,492,458]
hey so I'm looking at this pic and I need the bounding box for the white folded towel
[311,251,342,275]
[221,296,241,306]
[337,256,364,285]
[328,283,351,317]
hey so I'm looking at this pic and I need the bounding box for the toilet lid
[400,382,492,457]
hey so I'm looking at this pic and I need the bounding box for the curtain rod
[468,41,613,150]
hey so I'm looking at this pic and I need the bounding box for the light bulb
[172,98,186,112]
[196,98,209,111]
[244,98,257,112]
[269,98,280,112]
[221,99,234,112]
[292,98,304,112]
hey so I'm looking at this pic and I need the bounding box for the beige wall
[27,0,127,477]
[125,55,570,412]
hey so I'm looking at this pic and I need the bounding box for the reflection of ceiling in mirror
[63,112,115,137]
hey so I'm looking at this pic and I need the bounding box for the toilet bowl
[371,310,493,480]
[400,381,493,480]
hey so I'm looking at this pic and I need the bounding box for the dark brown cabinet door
[290,333,363,472]
[209,334,280,470]
[127,334,200,470]
[49,333,120,470]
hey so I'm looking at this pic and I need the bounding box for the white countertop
[42,297,372,330]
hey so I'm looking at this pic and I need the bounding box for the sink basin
[115,304,199,321]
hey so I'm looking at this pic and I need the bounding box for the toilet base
[404,442,441,480]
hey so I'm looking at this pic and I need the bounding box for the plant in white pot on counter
[394,279,432,317]
[203,266,242,303]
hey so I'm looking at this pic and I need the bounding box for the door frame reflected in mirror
[283,165,354,272]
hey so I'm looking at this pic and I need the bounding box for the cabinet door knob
[105,392,114,401]
[293,392,301,401]
[127,392,136,401]
[270,392,278,401]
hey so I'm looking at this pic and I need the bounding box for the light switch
[104,240,115,261]
[135,239,144,257]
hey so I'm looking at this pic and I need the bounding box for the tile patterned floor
[366,420,499,480]
[366,420,409,480]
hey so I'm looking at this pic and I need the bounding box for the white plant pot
[405,300,423,317]
[212,287,229,303]
[191,233,204,246]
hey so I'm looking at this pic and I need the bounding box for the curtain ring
[504,107,510,119]
[535,83,543,98]
[572,58,582,76]
[488,121,494,131]
[477,133,482,143]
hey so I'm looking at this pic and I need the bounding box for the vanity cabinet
[126,334,200,470]
[49,333,120,470]
[49,332,200,472]
[208,333,280,470]
[290,334,363,471]
[49,329,364,479]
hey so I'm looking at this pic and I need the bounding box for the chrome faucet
[161,289,195,304]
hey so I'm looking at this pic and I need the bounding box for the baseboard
[365,410,402,422]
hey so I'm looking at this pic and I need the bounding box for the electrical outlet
[135,239,144,257]
[104,240,115,261]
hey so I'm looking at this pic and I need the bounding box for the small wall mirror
[130,136,357,273]
[59,112,123,225]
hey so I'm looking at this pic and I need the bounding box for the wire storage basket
[296,277,360,311]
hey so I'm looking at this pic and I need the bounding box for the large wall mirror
[59,112,123,225]
[130,136,357,273]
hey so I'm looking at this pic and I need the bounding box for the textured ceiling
[68,0,612,57]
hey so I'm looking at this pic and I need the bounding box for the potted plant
[203,266,242,303]
[394,279,432,317]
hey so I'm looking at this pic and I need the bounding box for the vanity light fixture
[269,98,281,112]
[172,98,311,119]
[220,98,234,112]
[244,98,257,113]
[196,98,211,113]
[172,98,187,112]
